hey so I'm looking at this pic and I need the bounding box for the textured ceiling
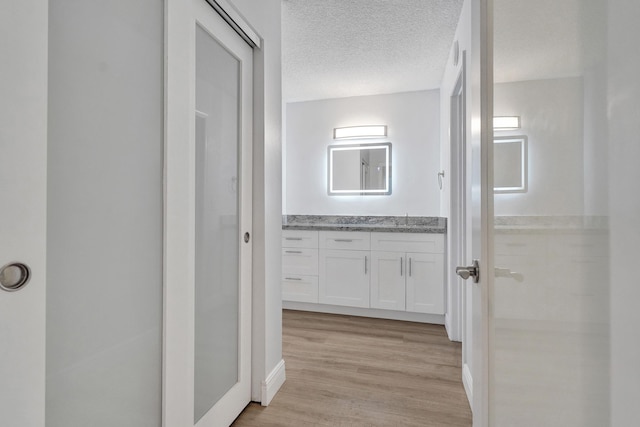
[282,0,594,102]
[282,0,464,102]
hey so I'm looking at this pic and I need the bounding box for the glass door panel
[45,1,164,426]
[491,1,610,425]
[194,24,241,423]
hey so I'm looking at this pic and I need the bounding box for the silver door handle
[456,260,480,283]
[400,257,403,276]
[334,239,353,243]
[285,250,302,254]
[364,256,368,274]
[409,257,412,277]
[285,277,302,281]
[285,237,303,241]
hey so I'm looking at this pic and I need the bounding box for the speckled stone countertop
[282,215,447,234]
[494,216,609,234]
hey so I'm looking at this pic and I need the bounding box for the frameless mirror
[494,135,527,193]
[328,143,392,195]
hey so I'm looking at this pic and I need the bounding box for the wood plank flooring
[232,310,472,426]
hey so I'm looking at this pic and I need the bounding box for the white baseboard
[283,301,445,325]
[462,363,473,408]
[261,359,286,406]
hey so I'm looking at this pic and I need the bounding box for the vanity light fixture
[493,116,521,130]
[333,125,387,139]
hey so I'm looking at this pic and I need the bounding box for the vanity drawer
[282,275,318,303]
[319,231,370,251]
[371,232,444,254]
[282,247,318,275]
[282,230,319,249]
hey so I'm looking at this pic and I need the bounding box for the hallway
[233,310,472,426]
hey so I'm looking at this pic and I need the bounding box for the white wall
[493,77,585,216]
[284,90,441,216]
[228,0,284,404]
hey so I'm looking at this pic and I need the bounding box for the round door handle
[0,262,31,292]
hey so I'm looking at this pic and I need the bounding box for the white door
[458,0,491,425]
[0,1,48,424]
[165,0,253,425]
[462,0,613,425]
[2,1,165,426]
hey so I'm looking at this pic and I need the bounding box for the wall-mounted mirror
[328,143,392,195]
[494,135,528,193]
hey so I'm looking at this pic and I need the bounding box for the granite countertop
[282,215,447,234]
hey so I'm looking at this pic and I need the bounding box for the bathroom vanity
[282,216,447,324]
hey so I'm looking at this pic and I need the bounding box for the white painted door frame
[469,0,492,425]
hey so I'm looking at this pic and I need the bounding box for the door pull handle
[456,260,480,283]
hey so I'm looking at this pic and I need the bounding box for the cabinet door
[406,252,445,314]
[370,251,406,311]
[319,249,370,308]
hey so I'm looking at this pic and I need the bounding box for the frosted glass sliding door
[194,24,241,422]
[192,6,253,422]
[46,0,164,426]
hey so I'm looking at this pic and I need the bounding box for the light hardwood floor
[232,310,472,426]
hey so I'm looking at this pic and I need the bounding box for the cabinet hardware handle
[285,250,302,254]
[400,257,403,276]
[285,237,303,241]
[285,277,302,281]
[335,239,353,243]
[409,258,412,277]
[364,256,368,274]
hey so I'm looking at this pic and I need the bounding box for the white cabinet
[405,252,444,314]
[283,229,446,317]
[318,231,370,308]
[370,251,406,311]
[371,233,445,315]
[282,230,319,303]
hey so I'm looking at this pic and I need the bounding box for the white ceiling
[282,0,464,103]
[282,0,595,103]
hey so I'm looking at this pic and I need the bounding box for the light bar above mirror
[333,125,387,139]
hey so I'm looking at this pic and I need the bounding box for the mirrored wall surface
[490,0,610,425]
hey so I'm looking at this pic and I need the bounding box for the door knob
[456,259,480,283]
[0,262,31,292]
